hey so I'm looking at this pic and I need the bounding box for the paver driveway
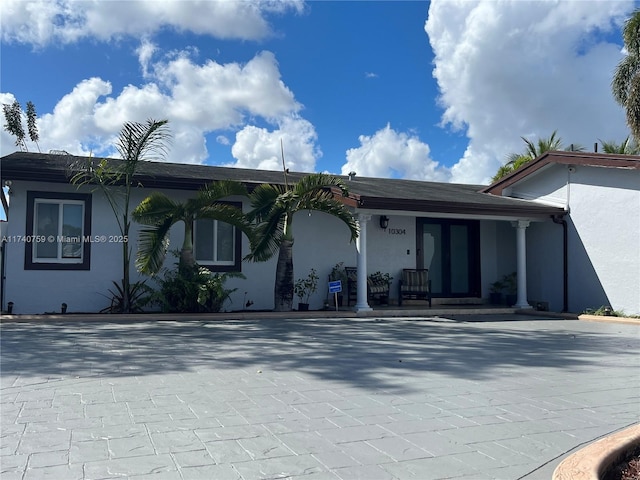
[1,315,638,479]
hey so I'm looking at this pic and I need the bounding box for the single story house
[0,150,637,315]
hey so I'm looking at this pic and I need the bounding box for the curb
[0,307,519,323]
[578,314,640,326]
[552,424,640,480]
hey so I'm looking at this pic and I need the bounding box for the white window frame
[194,218,236,267]
[25,191,92,271]
[33,199,85,263]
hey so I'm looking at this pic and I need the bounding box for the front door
[417,219,480,297]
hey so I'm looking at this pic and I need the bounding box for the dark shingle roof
[1,152,564,218]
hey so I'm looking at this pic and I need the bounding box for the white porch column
[355,213,372,312]
[512,220,532,309]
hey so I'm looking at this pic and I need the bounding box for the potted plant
[329,262,347,306]
[502,272,517,306]
[489,280,504,305]
[295,268,319,311]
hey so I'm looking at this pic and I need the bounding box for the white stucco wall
[2,182,251,313]
[7,178,572,314]
[3,182,377,313]
[526,220,564,312]
[514,164,640,315]
[567,168,640,314]
[3,181,142,313]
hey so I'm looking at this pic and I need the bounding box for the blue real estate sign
[328,280,342,293]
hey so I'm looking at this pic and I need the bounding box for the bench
[398,269,431,307]
[345,268,391,305]
[367,275,391,305]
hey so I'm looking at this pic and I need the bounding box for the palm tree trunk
[274,238,294,311]
[122,219,131,313]
[180,220,196,271]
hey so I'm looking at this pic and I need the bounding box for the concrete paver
[1,315,638,479]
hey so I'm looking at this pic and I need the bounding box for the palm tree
[599,136,640,154]
[612,9,640,141]
[132,180,252,275]
[493,131,584,182]
[245,173,359,312]
[71,119,171,312]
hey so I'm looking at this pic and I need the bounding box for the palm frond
[135,217,174,275]
[299,196,359,242]
[627,73,640,141]
[599,136,640,154]
[244,206,287,262]
[247,184,284,222]
[132,192,180,225]
[197,203,254,238]
[198,180,248,202]
[116,119,172,171]
[491,165,514,183]
[612,57,640,105]
[293,173,350,198]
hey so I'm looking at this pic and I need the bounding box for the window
[25,191,92,270]
[194,204,242,271]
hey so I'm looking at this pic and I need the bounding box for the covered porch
[335,177,566,313]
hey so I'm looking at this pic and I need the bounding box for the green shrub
[100,279,153,313]
[582,305,630,317]
[152,263,244,313]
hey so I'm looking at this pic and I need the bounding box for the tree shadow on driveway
[1,317,637,393]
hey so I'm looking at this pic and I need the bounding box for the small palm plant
[245,173,358,312]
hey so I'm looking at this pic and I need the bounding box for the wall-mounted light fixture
[3,180,13,195]
[379,215,389,229]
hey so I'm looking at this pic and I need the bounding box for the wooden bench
[398,269,431,307]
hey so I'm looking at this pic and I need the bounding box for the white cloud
[230,116,320,172]
[156,51,300,128]
[341,124,450,182]
[425,0,634,184]
[0,49,314,166]
[0,0,305,47]
[136,38,157,78]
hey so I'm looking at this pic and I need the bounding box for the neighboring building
[483,150,640,316]
[0,151,637,315]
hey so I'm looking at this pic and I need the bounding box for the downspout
[0,238,5,312]
[552,214,568,312]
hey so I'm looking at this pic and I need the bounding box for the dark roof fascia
[482,151,640,195]
[356,195,564,217]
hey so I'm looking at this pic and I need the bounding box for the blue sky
[0,0,636,185]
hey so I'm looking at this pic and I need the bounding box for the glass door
[417,219,480,297]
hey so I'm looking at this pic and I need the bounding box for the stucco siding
[2,182,255,313]
[511,164,639,314]
[567,169,640,314]
[526,221,564,312]
[2,182,371,313]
